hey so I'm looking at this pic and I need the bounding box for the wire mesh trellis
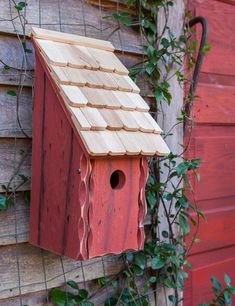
[0,0,147,305]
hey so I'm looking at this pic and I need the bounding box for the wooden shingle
[31,27,170,157]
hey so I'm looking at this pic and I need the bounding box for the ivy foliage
[3,1,232,306]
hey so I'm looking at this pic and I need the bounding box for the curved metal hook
[184,16,208,130]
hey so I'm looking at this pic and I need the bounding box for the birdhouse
[29,27,170,260]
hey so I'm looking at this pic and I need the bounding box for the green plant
[199,275,235,306]
[50,280,93,306]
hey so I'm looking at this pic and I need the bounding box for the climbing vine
[1,1,235,306]
[51,1,213,305]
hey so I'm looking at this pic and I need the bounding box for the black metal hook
[184,16,208,131]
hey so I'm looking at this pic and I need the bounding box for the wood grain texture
[193,84,235,124]
[193,0,235,76]
[0,243,124,299]
[185,0,235,304]
[0,0,144,55]
[30,64,91,260]
[88,157,147,257]
[0,86,32,137]
[0,138,31,192]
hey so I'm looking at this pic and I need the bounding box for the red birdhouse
[29,27,170,260]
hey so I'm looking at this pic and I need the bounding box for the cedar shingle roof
[31,27,170,157]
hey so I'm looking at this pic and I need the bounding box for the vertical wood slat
[29,56,45,244]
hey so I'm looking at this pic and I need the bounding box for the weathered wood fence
[0,0,184,305]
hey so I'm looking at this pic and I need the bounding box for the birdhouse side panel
[88,157,148,258]
[30,55,46,244]
[30,60,90,259]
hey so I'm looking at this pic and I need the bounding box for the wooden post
[157,0,185,304]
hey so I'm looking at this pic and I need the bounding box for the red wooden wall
[185,0,235,304]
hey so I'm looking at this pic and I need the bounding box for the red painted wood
[30,41,149,260]
[185,1,235,304]
[88,157,148,258]
[195,1,235,76]
[193,84,235,124]
[29,56,45,244]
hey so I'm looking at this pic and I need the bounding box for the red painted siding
[185,0,235,304]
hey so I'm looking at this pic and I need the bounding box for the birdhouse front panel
[29,27,170,260]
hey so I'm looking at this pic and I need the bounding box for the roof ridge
[30,27,115,52]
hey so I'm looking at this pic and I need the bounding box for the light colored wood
[135,133,170,156]
[0,87,32,138]
[80,130,109,155]
[112,91,136,110]
[35,39,67,66]
[144,112,162,134]
[98,108,124,130]
[63,44,98,69]
[131,111,155,133]
[122,76,140,93]
[115,109,139,131]
[63,67,88,86]
[126,92,150,111]
[68,106,91,130]
[116,130,141,155]
[112,74,133,92]
[60,85,88,107]
[98,130,126,155]
[0,193,29,246]
[74,46,99,69]
[98,71,119,90]
[81,88,121,109]
[80,107,107,130]
[50,65,70,84]
[87,47,129,75]
[0,243,124,299]
[31,27,115,52]
[83,70,104,88]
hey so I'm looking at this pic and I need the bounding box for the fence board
[0,0,144,55]
[0,139,31,192]
[0,86,32,138]
[0,243,124,299]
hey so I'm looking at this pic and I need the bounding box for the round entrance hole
[110,170,125,190]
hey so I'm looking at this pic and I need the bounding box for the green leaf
[97,277,109,287]
[126,252,134,263]
[104,297,118,306]
[176,162,188,176]
[179,214,190,236]
[149,276,157,283]
[151,257,165,270]
[66,280,79,290]
[113,12,131,26]
[0,195,7,210]
[162,230,169,238]
[147,45,155,58]
[132,264,144,276]
[146,191,156,209]
[211,276,222,291]
[80,289,89,299]
[169,255,181,268]
[224,290,231,305]
[168,295,176,303]
[134,253,146,270]
[15,1,27,11]
[50,288,73,306]
[224,274,231,287]
[7,90,17,96]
